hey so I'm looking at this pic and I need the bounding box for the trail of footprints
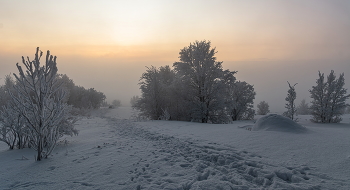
[106,118,341,190]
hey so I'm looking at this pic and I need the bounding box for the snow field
[0,107,349,189]
[113,119,319,189]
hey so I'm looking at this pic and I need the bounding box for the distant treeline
[134,40,350,124]
[0,74,106,111]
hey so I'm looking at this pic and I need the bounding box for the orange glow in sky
[1,0,350,111]
[1,0,349,61]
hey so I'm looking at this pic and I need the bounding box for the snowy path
[104,113,348,189]
[0,107,349,189]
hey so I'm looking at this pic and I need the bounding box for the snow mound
[253,114,307,133]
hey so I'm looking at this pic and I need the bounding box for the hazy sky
[1,0,350,112]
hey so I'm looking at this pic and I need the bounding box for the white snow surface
[253,114,307,133]
[0,107,350,190]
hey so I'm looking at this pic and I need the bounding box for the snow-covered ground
[1,107,350,189]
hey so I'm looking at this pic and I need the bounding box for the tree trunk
[37,135,43,161]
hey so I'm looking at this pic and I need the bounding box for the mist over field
[1,53,349,113]
[1,1,350,189]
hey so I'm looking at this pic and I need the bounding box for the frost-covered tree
[296,99,310,115]
[257,101,270,115]
[0,86,5,108]
[165,71,192,121]
[309,72,326,122]
[0,105,28,149]
[9,47,72,161]
[224,70,255,120]
[0,75,29,149]
[73,87,106,109]
[130,95,139,107]
[84,88,106,109]
[136,66,162,120]
[55,74,106,110]
[136,65,176,120]
[136,40,256,123]
[283,82,297,120]
[309,70,350,123]
[346,105,350,114]
[112,99,121,108]
[0,75,15,108]
[55,74,75,103]
[157,65,190,121]
[173,40,224,123]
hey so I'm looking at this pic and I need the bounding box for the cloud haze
[1,0,349,112]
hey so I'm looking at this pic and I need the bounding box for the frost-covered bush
[309,70,350,123]
[8,47,77,161]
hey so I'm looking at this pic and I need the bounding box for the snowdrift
[253,114,307,133]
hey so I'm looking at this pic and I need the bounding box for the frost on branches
[8,47,76,161]
[283,82,297,121]
[309,70,350,123]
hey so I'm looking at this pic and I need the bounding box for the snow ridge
[253,114,307,133]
